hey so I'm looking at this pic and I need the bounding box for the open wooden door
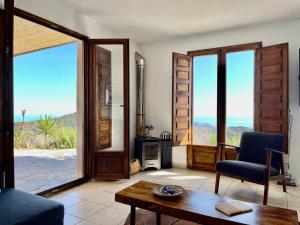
[172,53,193,146]
[255,43,289,153]
[88,39,129,180]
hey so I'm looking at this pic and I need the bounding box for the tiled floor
[49,168,300,225]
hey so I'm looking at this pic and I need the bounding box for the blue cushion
[238,132,283,171]
[216,160,279,182]
[0,188,64,225]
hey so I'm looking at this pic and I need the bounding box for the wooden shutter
[255,43,289,153]
[172,53,192,146]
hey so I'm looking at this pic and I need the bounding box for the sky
[14,42,77,122]
[193,50,255,128]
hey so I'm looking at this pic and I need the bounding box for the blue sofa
[0,188,64,225]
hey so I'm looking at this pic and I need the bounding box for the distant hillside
[193,123,252,145]
[53,112,77,127]
[14,112,77,130]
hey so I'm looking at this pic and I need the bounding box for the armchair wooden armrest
[216,143,240,162]
[218,143,240,151]
[265,148,286,155]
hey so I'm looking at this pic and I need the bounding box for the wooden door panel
[255,43,288,153]
[172,53,192,146]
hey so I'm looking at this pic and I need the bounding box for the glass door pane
[193,55,218,145]
[226,50,255,146]
[95,44,124,152]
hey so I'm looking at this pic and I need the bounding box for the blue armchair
[0,171,64,225]
[215,132,286,205]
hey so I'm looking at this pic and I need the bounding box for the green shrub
[14,129,29,148]
[226,133,241,146]
[209,134,217,145]
[53,127,76,149]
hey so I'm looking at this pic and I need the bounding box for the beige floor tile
[86,191,116,206]
[50,194,83,208]
[110,202,130,213]
[199,178,231,196]
[66,201,107,219]
[288,195,300,208]
[64,213,82,225]
[106,180,140,194]
[77,220,101,225]
[287,186,300,198]
[87,206,129,225]
[225,181,258,201]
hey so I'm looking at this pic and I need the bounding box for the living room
[1,0,300,225]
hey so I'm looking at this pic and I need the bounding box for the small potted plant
[144,123,154,138]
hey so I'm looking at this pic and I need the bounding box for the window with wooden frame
[172,42,289,172]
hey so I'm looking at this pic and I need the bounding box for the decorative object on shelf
[160,131,172,169]
[144,123,154,138]
[130,159,141,175]
[153,184,184,198]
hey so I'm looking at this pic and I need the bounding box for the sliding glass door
[13,16,84,193]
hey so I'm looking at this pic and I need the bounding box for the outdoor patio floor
[14,148,79,193]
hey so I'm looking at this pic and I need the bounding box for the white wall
[140,18,300,180]
[15,0,140,159]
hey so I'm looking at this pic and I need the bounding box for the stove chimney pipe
[136,52,145,137]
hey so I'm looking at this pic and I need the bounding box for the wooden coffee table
[115,181,298,225]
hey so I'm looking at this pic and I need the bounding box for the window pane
[226,50,254,146]
[193,55,218,145]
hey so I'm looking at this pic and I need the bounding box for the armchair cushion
[216,160,280,183]
[0,188,64,225]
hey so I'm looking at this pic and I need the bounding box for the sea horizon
[194,116,253,128]
[14,113,72,123]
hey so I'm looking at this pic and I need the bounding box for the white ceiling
[58,0,300,43]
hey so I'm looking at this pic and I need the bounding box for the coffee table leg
[130,202,136,225]
[156,213,161,225]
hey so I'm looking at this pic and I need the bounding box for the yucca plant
[34,115,56,148]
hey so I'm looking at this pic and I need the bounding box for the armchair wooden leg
[215,172,220,194]
[282,178,287,192]
[263,181,269,205]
